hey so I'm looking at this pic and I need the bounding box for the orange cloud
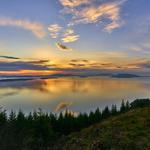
[0,17,46,38]
[59,0,89,7]
[104,21,123,33]
[62,34,79,43]
[48,24,62,38]
[55,101,73,112]
[0,70,58,76]
[61,28,80,43]
[62,0,126,32]
[56,43,72,51]
[63,29,74,36]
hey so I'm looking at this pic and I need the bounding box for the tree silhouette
[0,98,149,149]
[120,100,126,112]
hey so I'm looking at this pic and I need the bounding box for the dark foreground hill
[0,99,149,150]
[54,106,150,150]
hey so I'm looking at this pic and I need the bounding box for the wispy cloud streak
[0,17,46,38]
[0,55,20,60]
[60,0,126,32]
[59,0,89,8]
[56,42,72,51]
[62,29,79,43]
[48,24,62,39]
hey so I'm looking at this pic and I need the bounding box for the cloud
[129,40,150,54]
[0,17,46,38]
[55,101,72,112]
[127,59,150,69]
[48,24,62,39]
[104,21,123,33]
[62,34,79,43]
[68,61,121,69]
[0,61,51,71]
[136,60,150,69]
[67,58,150,71]
[0,55,20,60]
[27,60,50,64]
[130,46,142,52]
[61,0,126,32]
[69,63,86,67]
[48,25,79,43]
[140,62,150,68]
[63,29,74,36]
[61,28,79,43]
[89,62,115,68]
[70,59,89,63]
[56,42,72,51]
[69,59,90,67]
[59,0,89,8]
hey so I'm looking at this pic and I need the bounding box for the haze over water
[0,77,149,114]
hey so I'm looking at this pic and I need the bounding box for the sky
[0,0,150,76]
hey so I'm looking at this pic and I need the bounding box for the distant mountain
[0,76,39,81]
[0,73,112,81]
[111,73,140,78]
[0,73,143,81]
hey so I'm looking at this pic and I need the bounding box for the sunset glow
[0,0,149,76]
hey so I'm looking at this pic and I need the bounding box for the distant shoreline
[0,73,150,82]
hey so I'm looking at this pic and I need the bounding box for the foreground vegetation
[56,105,150,150]
[0,98,150,150]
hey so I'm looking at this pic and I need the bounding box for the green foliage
[111,104,117,115]
[57,106,150,150]
[130,98,150,108]
[0,98,149,149]
[120,99,126,112]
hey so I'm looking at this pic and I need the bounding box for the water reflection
[0,79,48,92]
[0,77,150,113]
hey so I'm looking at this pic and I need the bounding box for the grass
[54,106,150,150]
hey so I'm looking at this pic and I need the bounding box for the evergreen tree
[125,101,130,111]
[102,106,110,119]
[111,104,117,115]
[9,110,16,122]
[120,100,126,112]
[94,108,102,122]
[0,108,7,126]
[0,98,149,149]
[89,111,95,124]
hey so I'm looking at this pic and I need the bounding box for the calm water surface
[0,77,150,114]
